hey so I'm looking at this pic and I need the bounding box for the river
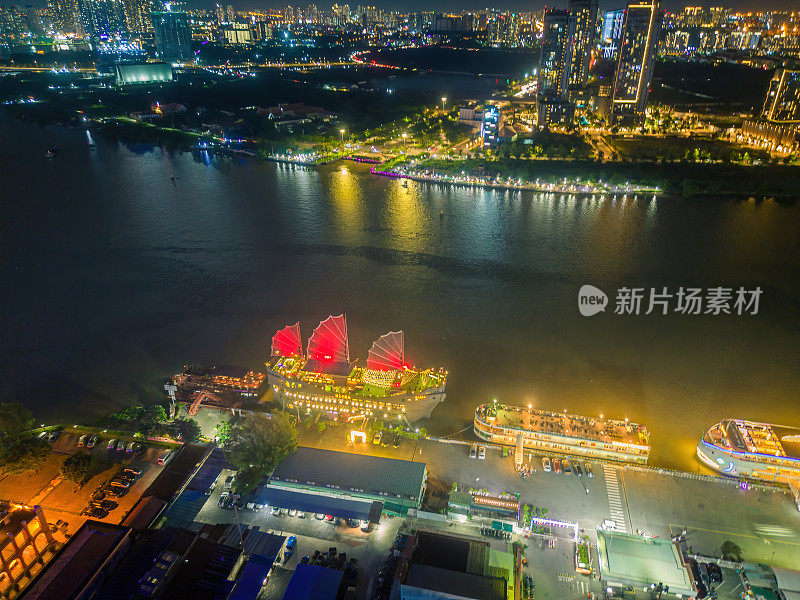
[1,116,799,472]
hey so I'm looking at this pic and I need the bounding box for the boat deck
[477,404,649,446]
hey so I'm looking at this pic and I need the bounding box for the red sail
[367,331,405,371]
[271,322,302,358]
[306,314,350,364]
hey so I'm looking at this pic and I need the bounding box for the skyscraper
[77,0,127,38]
[565,0,599,92]
[611,0,661,126]
[537,9,574,127]
[151,10,192,62]
[761,68,800,124]
[538,9,569,99]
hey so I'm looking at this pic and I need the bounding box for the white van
[157,450,174,466]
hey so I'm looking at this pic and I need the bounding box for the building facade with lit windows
[565,0,599,95]
[0,503,58,599]
[474,402,651,464]
[611,0,662,126]
[266,316,447,424]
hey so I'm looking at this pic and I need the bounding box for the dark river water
[1,116,799,471]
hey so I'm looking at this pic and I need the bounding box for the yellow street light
[339,128,345,143]
[441,97,447,111]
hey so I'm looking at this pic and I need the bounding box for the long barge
[474,402,650,464]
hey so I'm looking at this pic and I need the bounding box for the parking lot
[196,473,403,599]
[0,429,169,536]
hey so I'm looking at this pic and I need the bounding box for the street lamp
[339,128,345,143]
[402,132,407,150]
[441,97,447,112]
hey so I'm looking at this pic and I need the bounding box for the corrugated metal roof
[256,487,381,522]
[271,447,426,500]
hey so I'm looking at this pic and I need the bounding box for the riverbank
[380,156,800,199]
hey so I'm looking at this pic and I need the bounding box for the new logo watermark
[578,286,762,316]
[578,285,608,317]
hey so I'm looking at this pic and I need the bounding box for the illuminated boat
[474,402,650,464]
[266,315,447,423]
[697,419,800,486]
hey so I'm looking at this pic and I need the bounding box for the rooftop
[21,521,131,600]
[270,446,426,500]
[476,403,650,449]
[283,563,344,600]
[403,564,506,600]
[596,530,695,595]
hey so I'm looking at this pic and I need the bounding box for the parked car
[107,439,117,451]
[296,511,306,519]
[372,431,382,445]
[110,478,131,489]
[392,436,400,449]
[574,463,583,477]
[324,515,335,523]
[218,492,231,508]
[553,458,562,474]
[586,464,594,478]
[48,430,61,443]
[270,506,280,516]
[315,513,325,520]
[88,506,108,518]
[87,435,99,448]
[224,475,235,489]
[477,446,486,460]
[104,486,128,497]
[279,508,288,516]
[542,457,551,472]
[124,466,143,477]
[562,459,572,475]
[125,441,135,455]
[346,519,360,528]
[284,536,297,561]
[115,440,126,452]
[469,444,477,459]
[37,431,48,440]
[77,435,87,447]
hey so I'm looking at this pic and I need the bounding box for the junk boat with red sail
[266,315,447,422]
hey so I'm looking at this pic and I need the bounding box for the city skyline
[16,0,800,13]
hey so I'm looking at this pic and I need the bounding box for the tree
[721,540,742,562]
[61,452,94,485]
[0,436,49,475]
[0,401,34,436]
[224,412,298,495]
[171,418,201,443]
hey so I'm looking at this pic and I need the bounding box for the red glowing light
[271,322,302,358]
[367,330,405,371]
[307,314,350,364]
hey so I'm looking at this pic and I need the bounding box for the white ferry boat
[474,402,650,464]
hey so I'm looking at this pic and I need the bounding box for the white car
[288,509,297,517]
[296,511,306,519]
[542,457,551,472]
[270,506,280,516]
[478,446,486,460]
[77,435,87,447]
